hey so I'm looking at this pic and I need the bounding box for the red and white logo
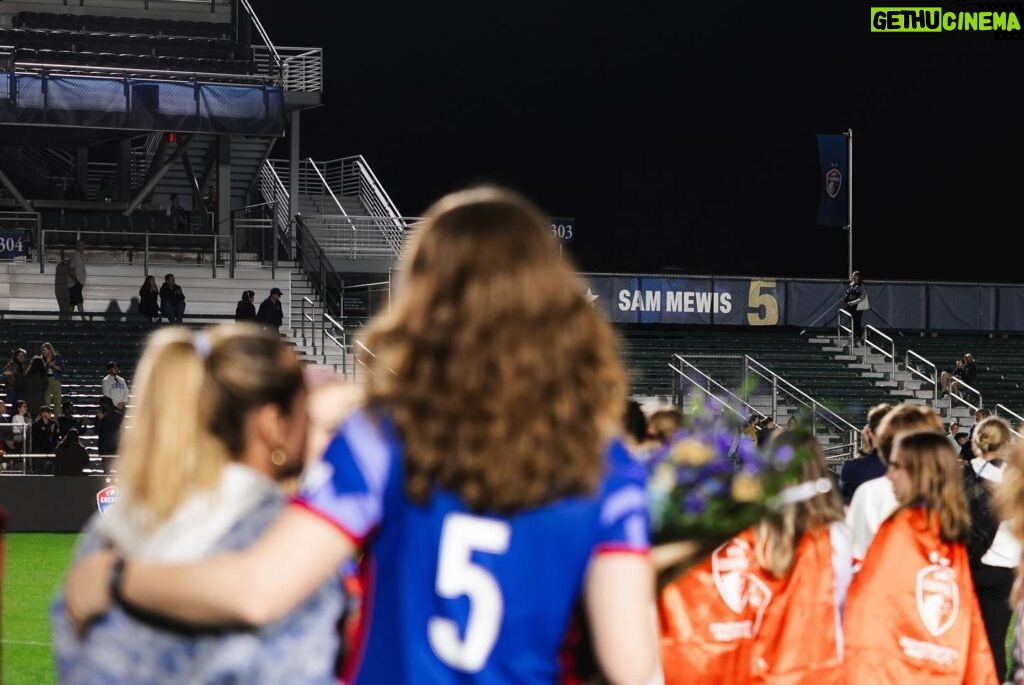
[711,538,772,635]
[916,563,959,637]
[96,485,119,517]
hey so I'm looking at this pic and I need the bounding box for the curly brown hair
[360,187,627,514]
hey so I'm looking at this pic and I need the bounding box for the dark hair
[27,356,46,377]
[99,396,115,412]
[624,400,648,444]
[165,274,174,281]
[62,400,74,411]
[62,428,80,447]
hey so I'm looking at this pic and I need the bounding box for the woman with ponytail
[52,325,343,684]
[843,430,996,684]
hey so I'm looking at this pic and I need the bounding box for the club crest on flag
[916,563,959,637]
[96,485,119,517]
[826,166,842,199]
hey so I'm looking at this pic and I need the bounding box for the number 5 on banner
[428,513,511,672]
[747,279,779,326]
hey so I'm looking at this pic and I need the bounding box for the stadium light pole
[847,128,853,278]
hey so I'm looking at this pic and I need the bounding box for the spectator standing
[67,241,88,321]
[3,347,27,407]
[235,290,256,322]
[0,399,13,466]
[167,194,190,232]
[95,396,123,472]
[54,428,89,477]
[58,400,83,440]
[948,421,962,449]
[40,343,65,417]
[55,256,71,320]
[160,274,186,324]
[101,362,130,411]
[138,276,160,323]
[255,287,284,333]
[842,270,868,341]
[23,356,48,419]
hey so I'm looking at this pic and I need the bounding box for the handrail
[354,156,402,219]
[863,325,896,378]
[905,350,939,402]
[237,0,281,72]
[668,363,745,420]
[994,404,1024,439]
[743,355,859,455]
[837,308,854,349]
[40,229,228,277]
[322,312,348,377]
[306,158,350,219]
[298,295,317,343]
[13,61,275,84]
[949,376,983,413]
[671,355,765,420]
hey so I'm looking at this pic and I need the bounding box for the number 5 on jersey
[428,513,512,673]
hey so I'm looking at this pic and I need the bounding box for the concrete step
[915,390,936,399]
[849,363,873,371]
[862,372,884,380]
[874,380,898,388]
[889,390,917,398]
[832,355,857,362]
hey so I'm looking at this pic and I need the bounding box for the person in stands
[839,403,893,504]
[40,343,65,418]
[139,276,160,323]
[64,186,660,685]
[160,274,186,324]
[256,287,284,334]
[235,290,257,322]
[54,428,90,477]
[102,362,130,412]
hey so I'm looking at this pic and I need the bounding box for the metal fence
[39,229,229,277]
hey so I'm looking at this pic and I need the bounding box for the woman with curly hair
[843,431,996,684]
[65,187,660,685]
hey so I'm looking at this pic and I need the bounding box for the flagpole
[847,128,853,277]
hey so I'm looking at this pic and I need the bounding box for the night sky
[251,1,1022,283]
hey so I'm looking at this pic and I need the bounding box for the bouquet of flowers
[647,400,816,586]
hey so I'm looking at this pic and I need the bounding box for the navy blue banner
[816,134,848,227]
[0,230,27,259]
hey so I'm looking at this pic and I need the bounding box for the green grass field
[3,534,77,685]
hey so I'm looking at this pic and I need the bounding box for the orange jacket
[659,526,842,685]
[843,507,998,685]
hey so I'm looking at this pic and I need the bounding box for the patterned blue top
[51,488,345,685]
[294,409,650,684]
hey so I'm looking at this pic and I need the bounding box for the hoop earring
[270,448,287,467]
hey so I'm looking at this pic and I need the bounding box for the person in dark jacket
[96,396,124,473]
[235,290,256,322]
[839,402,894,503]
[58,400,83,439]
[23,356,49,420]
[255,287,284,333]
[54,428,89,476]
[160,274,186,324]
[3,348,27,407]
[31,405,60,473]
[139,275,160,322]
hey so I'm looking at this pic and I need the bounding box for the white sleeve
[101,376,112,398]
[830,521,853,659]
[845,486,873,562]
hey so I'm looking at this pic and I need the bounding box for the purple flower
[683,491,707,514]
[774,445,796,468]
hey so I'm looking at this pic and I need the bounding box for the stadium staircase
[809,330,1024,432]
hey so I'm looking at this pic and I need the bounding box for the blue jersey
[294,409,650,684]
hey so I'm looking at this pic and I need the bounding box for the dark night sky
[251,1,1022,283]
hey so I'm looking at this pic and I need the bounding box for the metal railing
[837,308,854,349]
[669,355,764,421]
[994,404,1024,439]
[11,60,276,85]
[743,355,860,459]
[302,216,418,260]
[256,161,291,250]
[1,146,74,184]
[295,215,343,316]
[39,229,229,277]
[322,313,349,377]
[238,0,281,74]
[253,46,323,93]
[863,325,896,378]
[297,295,319,345]
[905,350,939,402]
[230,201,277,278]
[269,156,407,255]
[948,376,983,413]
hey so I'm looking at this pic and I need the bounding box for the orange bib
[842,507,997,685]
[659,526,841,685]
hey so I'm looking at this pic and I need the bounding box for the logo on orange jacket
[711,537,772,636]
[916,554,959,637]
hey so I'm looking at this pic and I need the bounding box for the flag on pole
[816,134,848,227]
